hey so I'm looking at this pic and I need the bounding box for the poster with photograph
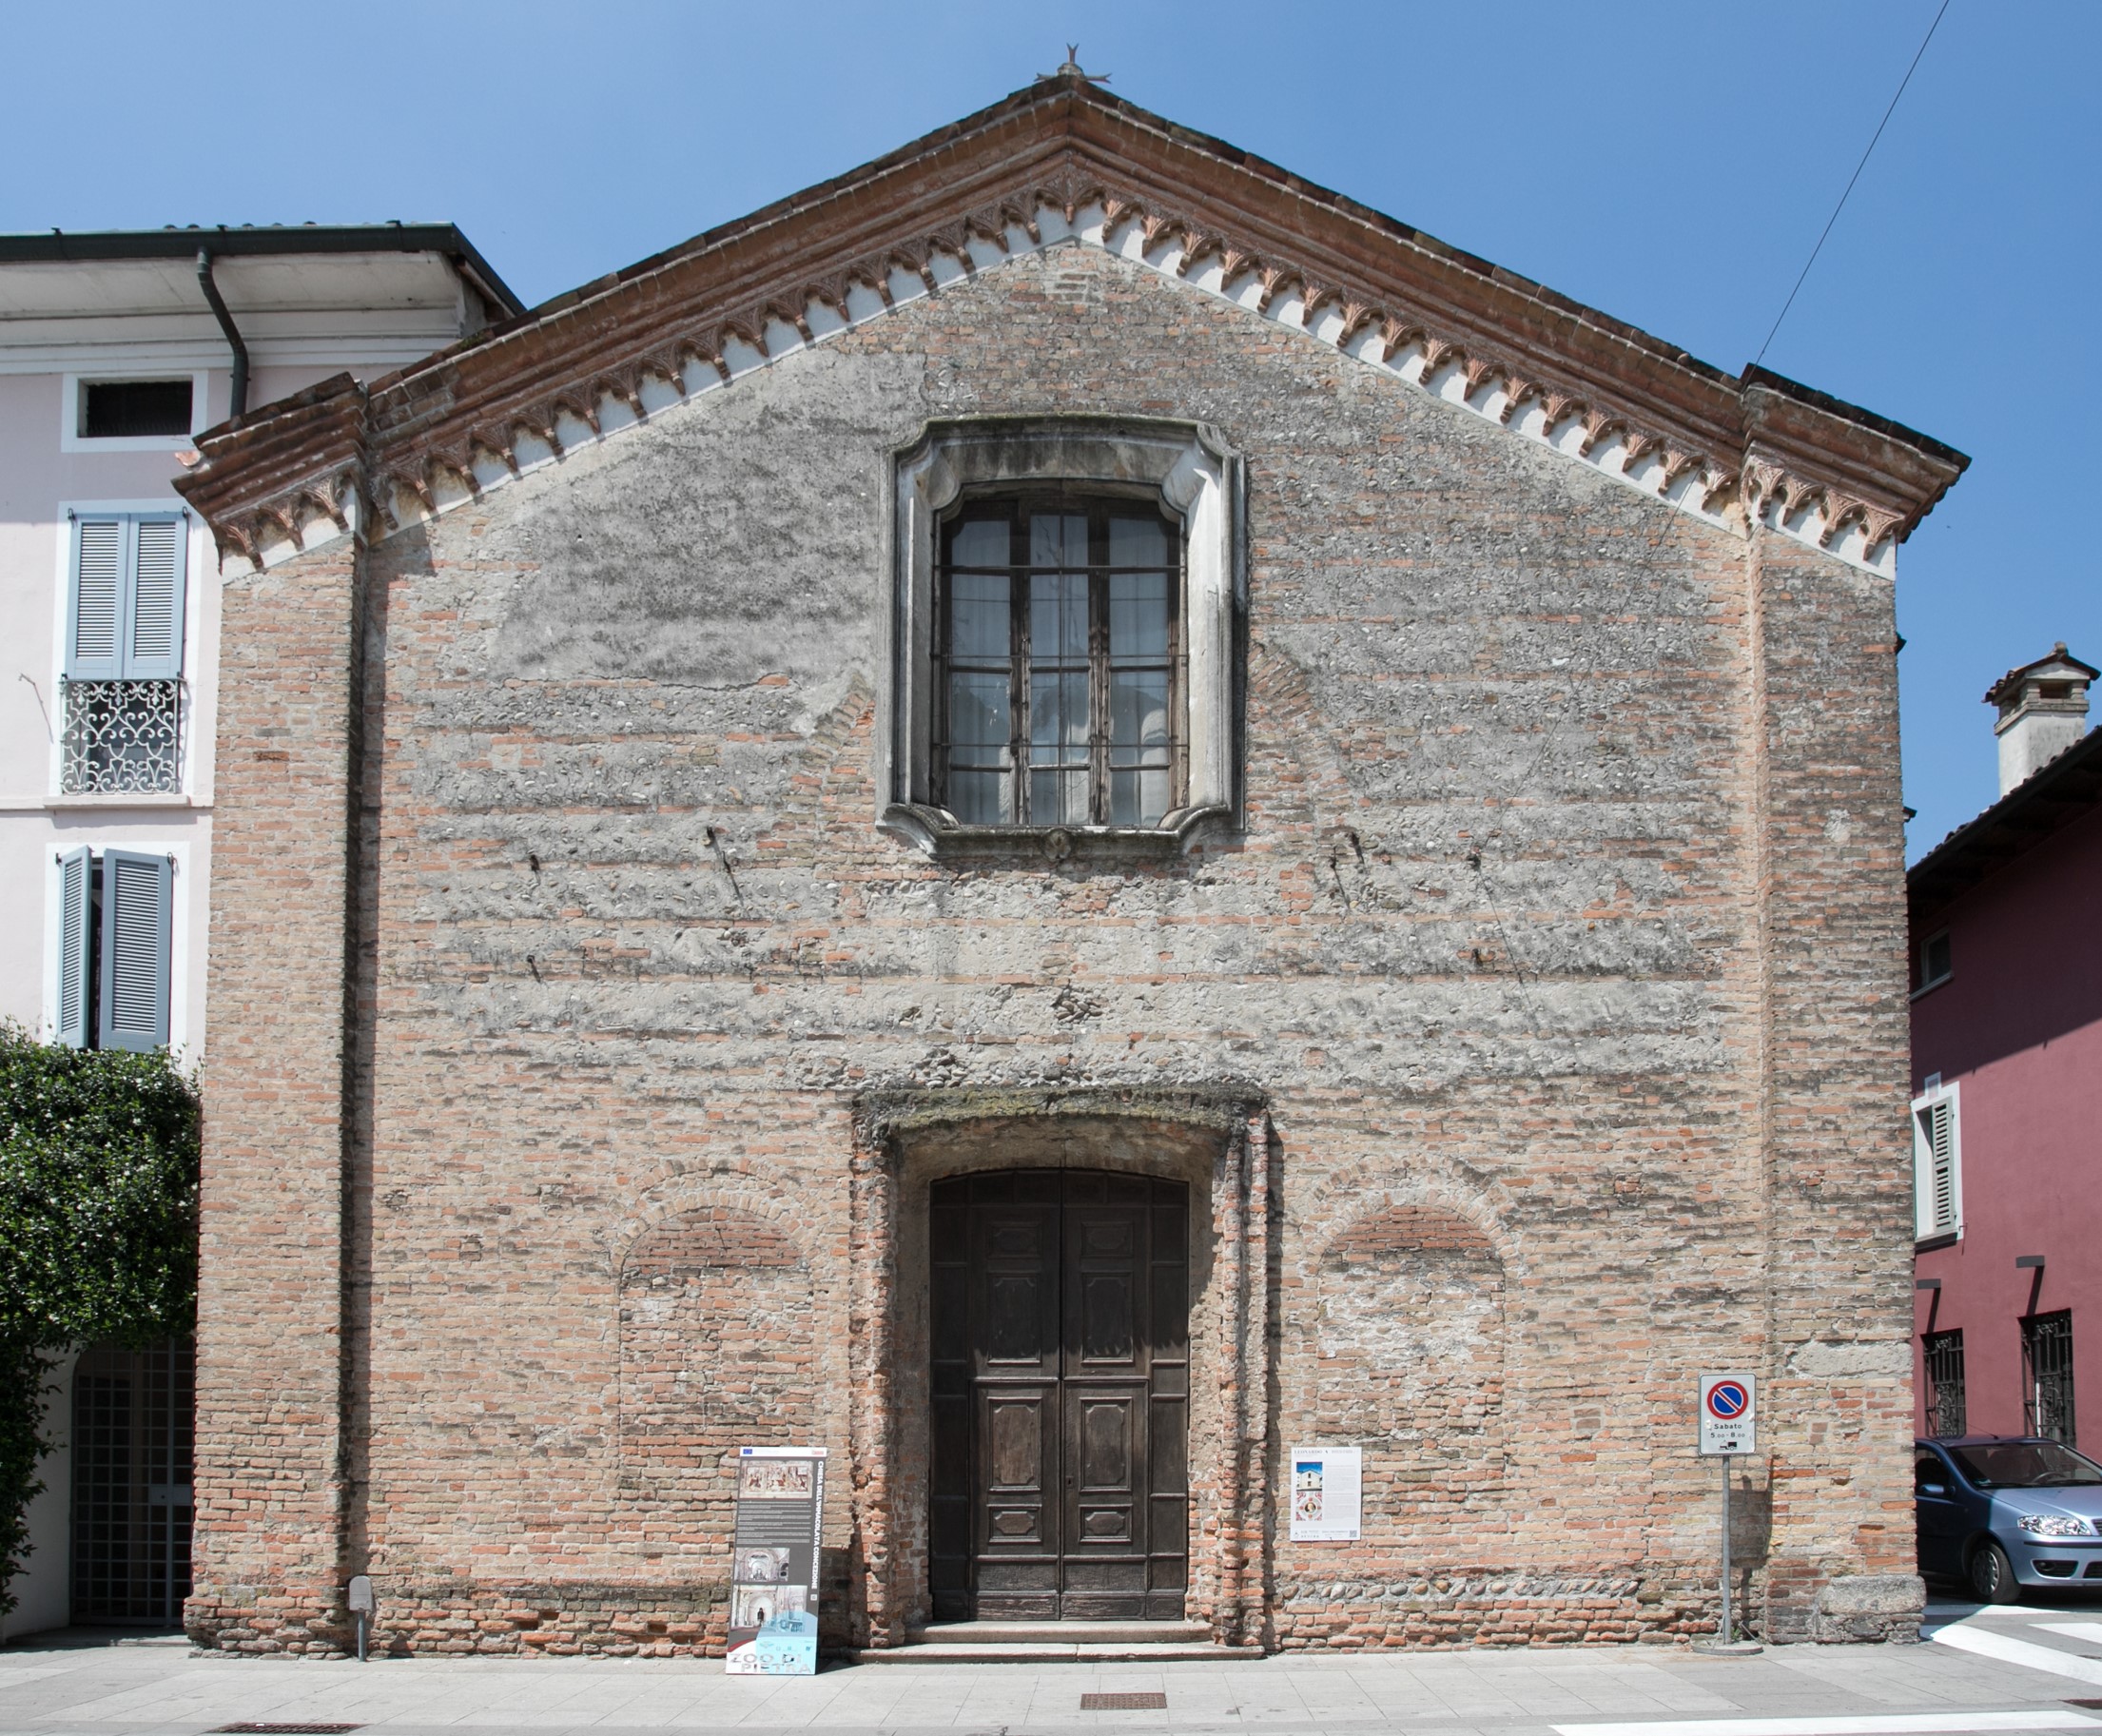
[725,1448,826,1676]
[1288,1445,1363,1541]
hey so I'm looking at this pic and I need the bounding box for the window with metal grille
[71,1340,194,1625]
[935,495,1183,828]
[1912,1085,1961,1240]
[81,379,193,439]
[62,512,187,794]
[2023,1312,2077,1447]
[1922,1329,1966,1437]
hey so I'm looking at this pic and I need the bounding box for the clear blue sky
[8,2,2092,858]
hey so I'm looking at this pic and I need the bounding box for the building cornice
[176,77,1966,575]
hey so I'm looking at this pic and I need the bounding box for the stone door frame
[847,1085,1274,1647]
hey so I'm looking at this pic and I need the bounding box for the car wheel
[1969,1539,2021,1604]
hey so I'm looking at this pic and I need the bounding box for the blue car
[1916,1436,2102,1601]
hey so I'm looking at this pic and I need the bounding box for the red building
[1911,645,2101,1447]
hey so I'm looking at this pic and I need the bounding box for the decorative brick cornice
[176,76,1966,575]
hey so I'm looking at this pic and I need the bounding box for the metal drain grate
[212,1725,364,1734]
[1080,1692,1168,1710]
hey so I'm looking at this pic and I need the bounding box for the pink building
[1911,644,2101,1447]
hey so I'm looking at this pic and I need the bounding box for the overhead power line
[1755,0,1952,367]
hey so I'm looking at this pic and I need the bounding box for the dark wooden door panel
[973,1382,1060,1618]
[929,1169,1189,1621]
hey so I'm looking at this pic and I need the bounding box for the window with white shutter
[55,847,94,1048]
[1912,1083,1962,1241]
[99,849,173,1052]
[51,847,174,1052]
[62,513,187,793]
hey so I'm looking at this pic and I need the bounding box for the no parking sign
[1699,1372,1757,1455]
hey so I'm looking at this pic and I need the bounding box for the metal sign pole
[1694,1374,1760,1656]
[1719,1453,1732,1646]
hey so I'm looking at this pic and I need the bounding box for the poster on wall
[1288,1446,1363,1541]
[724,1447,826,1675]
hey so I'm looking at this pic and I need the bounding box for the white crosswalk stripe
[1931,1620,2102,1686]
[1555,1716,2102,1736]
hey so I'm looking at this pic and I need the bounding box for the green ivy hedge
[0,1024,199,1618]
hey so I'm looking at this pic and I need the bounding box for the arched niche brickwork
[1312,1203,1508,1509]
[616,1207,815,1533]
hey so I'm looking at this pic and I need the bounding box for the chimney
[1987,642,2095,795]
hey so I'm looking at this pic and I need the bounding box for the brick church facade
[175,75,1964,1653]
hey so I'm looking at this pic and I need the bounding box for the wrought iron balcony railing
[60,679,184,795]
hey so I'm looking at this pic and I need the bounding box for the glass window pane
[949,517,1009,568]
[1030,573,1088,663]
[1109,515,1169,569]
[1029,669,1091,753]
[1108,766,1174,827]
[1109,572,1169,661]
[1030,767,1088,827]
[1030,513,1086,568]
[950,572,1009,661]
[949,670,1011,750]
[949,768,1012,825]
[1110,669,1171,756]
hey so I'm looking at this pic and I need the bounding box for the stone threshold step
[916,1621,1214,1645]
[849,1641,1264,1663]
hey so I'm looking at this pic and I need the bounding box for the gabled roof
[176,72,1966,572]
[1909,724,2102,922]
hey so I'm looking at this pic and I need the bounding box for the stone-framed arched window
[882,417,1244,863]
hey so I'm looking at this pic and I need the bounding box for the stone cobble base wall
[1276,1576,1690,1648]
[190,1581,736,1659]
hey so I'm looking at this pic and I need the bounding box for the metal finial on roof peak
[1044,44,1109,85]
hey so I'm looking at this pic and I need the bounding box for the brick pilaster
[1750,528,1922,1643]
[185,536,364,1653]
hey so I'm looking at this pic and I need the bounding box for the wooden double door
[929,1169,1190,1621]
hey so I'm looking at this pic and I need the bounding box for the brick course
[189,243,1925,1654]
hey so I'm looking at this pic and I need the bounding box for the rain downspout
[196,248,248,420]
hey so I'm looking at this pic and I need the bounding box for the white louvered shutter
[1926,1102,1956,1232]
[1913,1091,1961,1239]
[67,517,126,679]
[55,847,94,1047]
[125,516,186,678]
[98,848,172,1052]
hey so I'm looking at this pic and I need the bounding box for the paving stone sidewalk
[4,1602,2101,1736]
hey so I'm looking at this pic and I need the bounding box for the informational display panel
[1288,1445,1362,1541]
[1698,1373,1757,1456]
[724,1447,826,1675]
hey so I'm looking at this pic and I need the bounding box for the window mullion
[1010,506,1028,825]
[1089,508,1108,826]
